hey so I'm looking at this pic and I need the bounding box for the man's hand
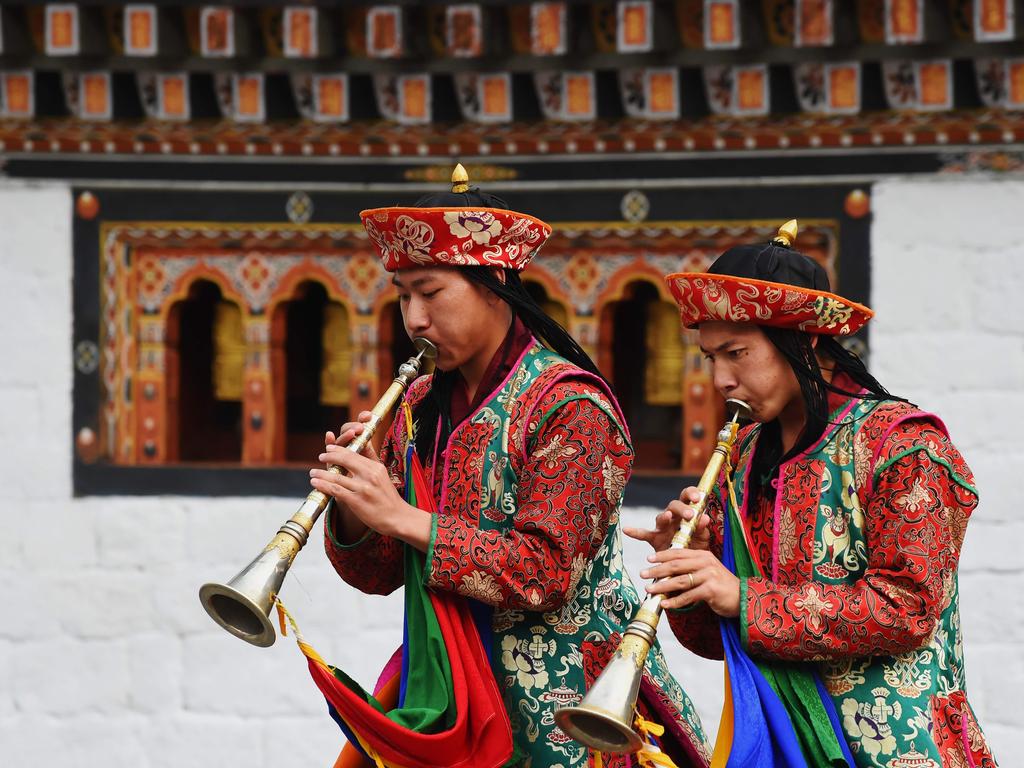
[623,486,712,552]
[310,424,432,551]
[639,548,740,618]
[330,411,379,460]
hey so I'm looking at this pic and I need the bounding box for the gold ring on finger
[687,573,695,590]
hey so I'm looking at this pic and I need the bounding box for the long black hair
[402,185,603,463]
[410,267,603,463]
[706,239,908,495]
[747,328,908,494]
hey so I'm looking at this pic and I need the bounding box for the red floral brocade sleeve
[743,419,979,662]
[322,401,411,596]
[424,382,633,612]
[665,492,727,660]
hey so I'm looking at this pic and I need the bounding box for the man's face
[698,321,804,424]
[393,266,503,372]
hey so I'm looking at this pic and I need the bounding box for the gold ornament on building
[844,189,870,219]
[320,303,351,406]
[772,219,799,247]
[213,301,244,401]
[451,162,470,193]
[76,190,100,219]
[644,301,684,406]
[404,164,517,184]
[620,190,650,224]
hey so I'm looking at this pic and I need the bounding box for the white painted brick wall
[1,177,1020,766]
[870,178,1024,761]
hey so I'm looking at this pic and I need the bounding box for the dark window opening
[386,300,418,380]
[523,279,569,329]
[375,301,424,450]
[280,281,349,463]
[171,280,243,463]
[605,281,682,472]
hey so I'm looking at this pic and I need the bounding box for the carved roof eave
[3,109,1023,160]
[106,219,836,259]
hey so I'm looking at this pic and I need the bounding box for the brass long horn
[554,397,751,753]
[199,337,438,647]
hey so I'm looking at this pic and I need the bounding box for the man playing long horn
[626,222,997,767]
[310,167,711,768]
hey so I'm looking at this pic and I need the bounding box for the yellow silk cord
[401,400,414,442]
[274,597,330,668]
[588,712,680,767]
[276,599,288,637]
[634,712,680,768]
[637,748,680,767]
[634,712,665,739]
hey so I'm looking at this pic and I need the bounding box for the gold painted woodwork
[644,300,685,406]
[213,300,244,401]
[320,302,351,406]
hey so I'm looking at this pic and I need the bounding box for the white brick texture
[1,178,1020,765]
[869,179,1024,757]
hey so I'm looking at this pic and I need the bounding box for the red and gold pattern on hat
[664,273,873,335]
[360,206,552,272]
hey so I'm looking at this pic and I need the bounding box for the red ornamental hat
[665,220,873,336]
[360,164,552,272]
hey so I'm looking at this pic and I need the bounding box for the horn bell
[199,527,303,648]
[554,643,646,753]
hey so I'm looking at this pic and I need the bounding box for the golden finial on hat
[772,219,799,247]
[451,163,469,193]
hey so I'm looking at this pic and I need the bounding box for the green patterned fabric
[731,396,989,768]
[425,344,709,767]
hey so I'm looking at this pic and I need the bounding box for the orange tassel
[275,601,288,637]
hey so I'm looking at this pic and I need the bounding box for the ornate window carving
[73,187,862,496]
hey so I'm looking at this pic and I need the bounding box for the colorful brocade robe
[668,394,997,768]
[326,341,711,768]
